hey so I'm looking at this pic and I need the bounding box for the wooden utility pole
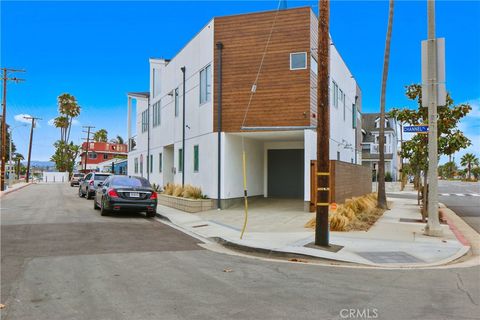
[82,126,95,172]
[1,67,25,190]
[24,116,41,183]
[315,0,331,246]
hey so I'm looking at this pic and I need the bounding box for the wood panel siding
[214,7,313,132]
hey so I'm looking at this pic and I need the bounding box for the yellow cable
[240,146,248,239]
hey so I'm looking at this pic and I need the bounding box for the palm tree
[377,0,395,209]
[93,129,108,142]
[109,135,124,145]
[53,116,69,142]
[57,93,80,143]
[460,153,479,180]
[13,153,24,179]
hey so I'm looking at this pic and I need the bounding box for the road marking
[439,193,480,197]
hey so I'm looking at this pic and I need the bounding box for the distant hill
[21,161,56,169]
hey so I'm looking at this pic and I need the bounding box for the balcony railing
[370,143,392,154]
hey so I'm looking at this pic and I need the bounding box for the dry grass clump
[162,183,205,199]
[305,193,385,232]
[183,185,203,199]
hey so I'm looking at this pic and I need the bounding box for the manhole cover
[356,251,424,263]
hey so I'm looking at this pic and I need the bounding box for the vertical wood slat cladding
[214,7,312,132]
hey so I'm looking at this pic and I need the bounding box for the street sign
[404,125,429,133]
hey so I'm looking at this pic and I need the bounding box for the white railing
[370,143,392,154]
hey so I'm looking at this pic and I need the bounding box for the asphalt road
[388,181,480,232]
[1,183,479,320]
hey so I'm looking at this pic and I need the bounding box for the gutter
[216,42,223,209]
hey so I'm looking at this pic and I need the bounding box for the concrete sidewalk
[0,182,32,198]
[156,197,472,268]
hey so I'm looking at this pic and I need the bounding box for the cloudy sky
[2,0,479,163]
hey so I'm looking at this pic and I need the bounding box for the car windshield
[111,177,151,188]
[94,175,109,181]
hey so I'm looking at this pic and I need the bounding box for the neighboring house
[78,142,128,173]
[361,113,398,181]
[94,158,128,175]
[127,7,362,209]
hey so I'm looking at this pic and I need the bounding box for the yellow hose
[240,148,249,239]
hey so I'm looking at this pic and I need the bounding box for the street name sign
[404,125,429,133]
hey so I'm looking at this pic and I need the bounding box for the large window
[134,158,138,174]
[152,101,161,127]
[174,88,179,117]
[150,154,153,173]
[332,81,339,108]
[178,148,183,173]
[193,145,199,172]
[159,152,163,173]
[199,64,212,104]
[140,157,143,175]
[352,105,357,129]
[88,152,97,159]
[141,109,149,133]
[290,52,307,70]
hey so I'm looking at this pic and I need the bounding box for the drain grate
[356,251,424,264]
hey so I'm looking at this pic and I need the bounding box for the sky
[1,0,479,164]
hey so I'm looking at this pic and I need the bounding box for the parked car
[70,173,85,187]
[93,175,157,218]
[78,172,111,199]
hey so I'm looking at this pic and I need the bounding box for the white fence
[43,172,69,183]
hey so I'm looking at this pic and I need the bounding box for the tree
[460,153,479,181]
[389,84,471,219]
[377,0,395,209]
[57,93,81,143]
[471,166,480,180]
[110,135,124,144]
[438,161,457,180]
[51,141,80,174]
[13,153,24,179]
[53,116,69,143]
[93,129,108,142]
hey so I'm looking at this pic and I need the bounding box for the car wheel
[93,197,100,210]
[78,187,84,198]
[100,198,109,216]
[86,189,92,200]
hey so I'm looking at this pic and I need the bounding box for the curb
[0,183,33,198]
[440,207,480,257]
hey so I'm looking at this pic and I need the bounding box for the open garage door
[267,149,304,198]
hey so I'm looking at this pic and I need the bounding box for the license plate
[130,192,140,198]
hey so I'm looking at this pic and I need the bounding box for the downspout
[147,97,150,181]
[181,66,186,187]
[216,42,223,210]
[354,95,358,164]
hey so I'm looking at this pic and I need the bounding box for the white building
[127,7,362,209]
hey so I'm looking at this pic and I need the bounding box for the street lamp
[8,124,27,187]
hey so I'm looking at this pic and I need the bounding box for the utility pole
[425,0,443,236]
[24,116,41,183]
[315,0,331,246]
[1,67,25,191]
[82,126,95,172]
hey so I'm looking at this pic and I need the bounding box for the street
[1,183,479,320]
[388,181,480,232]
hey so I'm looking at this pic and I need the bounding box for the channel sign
[404,125,429,133]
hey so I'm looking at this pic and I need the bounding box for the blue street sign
[404,125,429,133]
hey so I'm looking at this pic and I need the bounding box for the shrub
[163,183,175,195]
[183,185,203,199]
[385,171,393,182]
[172,185,184,197]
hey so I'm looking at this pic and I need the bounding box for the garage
[267,149,304,198]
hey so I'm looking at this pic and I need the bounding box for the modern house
[78,141,128,173]
[127,7,363,209]
[361,113,399,181]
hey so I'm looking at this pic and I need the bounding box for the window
[310,56,318,75]
[290,52,307,70]
[134,158,138,173]
[200,64,212,104]
[193,145,199,172]
[174,88,179,117]
[352,105,357,128]
[141,109,149,133]
[159,152,162,173]
[150,154,153,173]
[103,154,109,160]
[152,101,161,127]
[178,149,183,173]
[332,81,339,108]
[337,151,340,161]
[140,156,143,175]
[88,152,97,159]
